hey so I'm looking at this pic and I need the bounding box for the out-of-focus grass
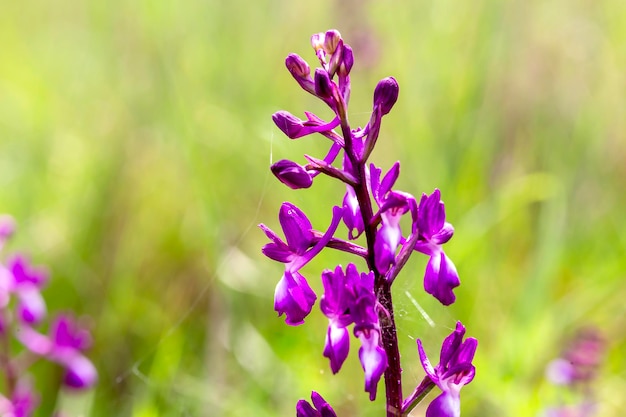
[1,0,624,416]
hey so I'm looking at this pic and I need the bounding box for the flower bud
[272,111,304,139]
[338,44,354,77]
[314,68,333,99]
[310,32,325,52]
[323,30,342,55]
[271,160,313,189]
[373,76,399,115]
[285,53,310,78]
[285,54,315,94]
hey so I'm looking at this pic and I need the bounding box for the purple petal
[439,322,466,368]
[417,339,437,381]
[379,162,400,197]
[425,391,460,417]
[323,323,350,374]
[310,392,337,417]
[261,242,295,263]
[279,203,313,255]
[274,271,317,326]
[296,400,318,417]
[357,330,387,401]
[424,251,459,306]
[432,222,454,245]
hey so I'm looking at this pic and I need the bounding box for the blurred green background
[1,0,625,416]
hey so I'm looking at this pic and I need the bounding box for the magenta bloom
[414,189,460,305]
[17,315,98,389]
[0,380,38,417]
[320,263,387,400]
[417,322,477,417]
[260,203,343,325]
[369,162,416,275]
[6,254,49,324]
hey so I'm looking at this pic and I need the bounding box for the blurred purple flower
[296,391,337,417]
[17,315,97,389]
[6,254,48,325]
[417,322,477,417]
[0,380,38,417]
[414,189,459,305]
[259,204,343,325]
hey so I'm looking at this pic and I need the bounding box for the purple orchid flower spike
[17,314,97,389]
[414,189,460,305]
[259,204,343,325]
[296,391,337,417]
[6,254,49,325]
[417,322,477,417]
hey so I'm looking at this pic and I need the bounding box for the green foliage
[1,0,625,415]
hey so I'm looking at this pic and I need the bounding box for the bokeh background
[1,0,625,416]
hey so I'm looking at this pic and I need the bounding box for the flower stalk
[261,30,478,417]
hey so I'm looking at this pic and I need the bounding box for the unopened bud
[270,160,313,189]
[272,111,305,139]
[373,77,399,115]
[285,53,310,78]
[314,69,333,99]
[323,30,342,55]
[338,44,354,77]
